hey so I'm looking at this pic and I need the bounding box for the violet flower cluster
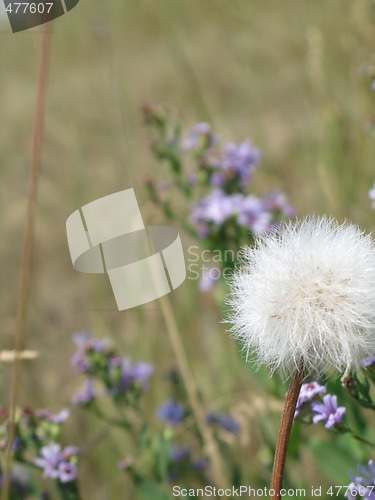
[143,104,295,290]
[34,443,78,483]
[71,331,153,406]
[156,400,186,427]
[294,381,346,430]
[346,460,375,499]
[185,123,294,238]
[0,405,79,496]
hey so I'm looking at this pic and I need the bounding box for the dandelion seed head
[227,216,375,377]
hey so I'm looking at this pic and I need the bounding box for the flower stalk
[270,367,305,500]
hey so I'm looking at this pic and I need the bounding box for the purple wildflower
[191,190,243,227]
[72,330,92,347]
[157,400,185,426]
[34,443,78,483]
[131,362,154,385]
[345,460,375,499]
[108,358,154,397]
[71,350,90,374]
[206,411,240,434]
[90,339,108,352]
[36,409,70,424]
[71,332,108,373]
[361,355,375,368]
[34,443,63,479]
[210,171,225,188]
[294,381,326,419]
[72,379,95,406]
[262,191,296,218]
[299,381,326,404]
[62,446,79,460]
[237,195,272,235]
[311,394,346,429]
[118,359,153,393]
[192,189,293,238]
[58,462,77,483]
[170,445,191,463]
[183,123,216,152]
[72,331,108,353]
[219,140,260,188]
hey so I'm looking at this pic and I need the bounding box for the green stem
[341,425,375,448]
[349,430,375,448]
[56,480,81,500]
[90,405,131,430]
[353,399,375,410]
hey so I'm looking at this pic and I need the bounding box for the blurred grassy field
[1,0,375,498]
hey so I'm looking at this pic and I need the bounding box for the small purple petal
[206,411,240,434]
[361,355,375,367]
[170,445,190,463]
[311,394,345,429]
[58,462,77,483]
[62,446,79,460]
[157,400,185,426]
[72,331,91,347]
[132,362,154,384]
[72,379,95,406]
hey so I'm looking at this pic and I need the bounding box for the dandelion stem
[270,367,305,500]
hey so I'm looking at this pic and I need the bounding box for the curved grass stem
[158,294,228,490]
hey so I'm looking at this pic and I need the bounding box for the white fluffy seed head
[227,216,375,378]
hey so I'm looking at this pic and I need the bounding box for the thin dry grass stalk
[1,25,51,500]
[158,295,229,489]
